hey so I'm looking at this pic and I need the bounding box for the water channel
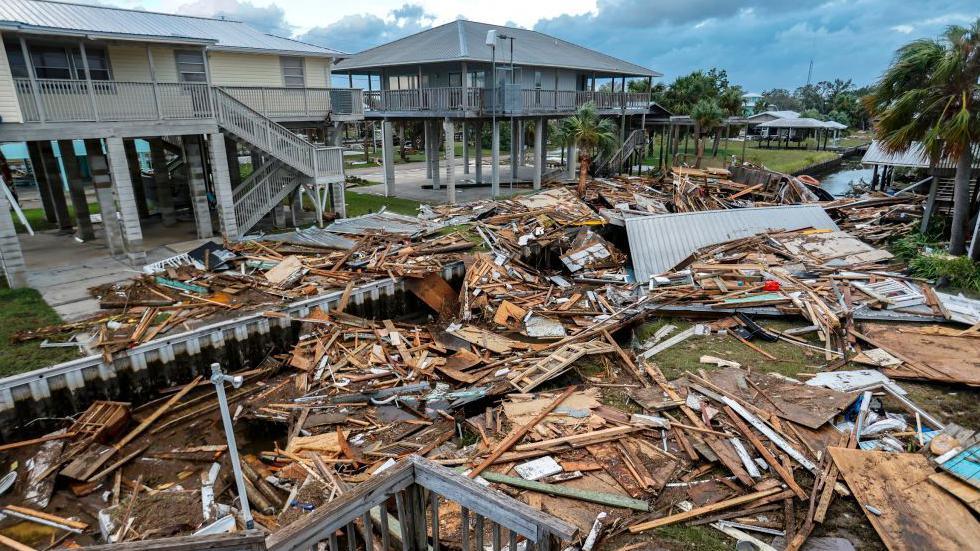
[811,158,875,197]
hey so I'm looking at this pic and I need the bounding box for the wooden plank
[829,447,980,551]
[473,469,649,512]
[0,534,35,551]
[628,488,782,532]
[406,273,459,316]
[929,472,980,514]
[81,531,267,551]
[722,406,807,500]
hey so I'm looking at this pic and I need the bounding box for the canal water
[812,159,874,197]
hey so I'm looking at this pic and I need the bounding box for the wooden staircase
[509,341,616,392]
[232,159,299,235]
[594,129,645,176]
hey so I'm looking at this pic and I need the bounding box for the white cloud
[891,24,914,33]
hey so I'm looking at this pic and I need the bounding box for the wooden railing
[364,87,650,114]
[13,78,363,123]
[594,128,645,175]
[233,159,298,234]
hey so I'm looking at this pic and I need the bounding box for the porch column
[0,186,27,288]
[462,121,470,175]
[183,136,213,239]
[225,137,241,190]
[424,121,433,179]
[26,142,57,223]
[516,121,525,167]
[149,138,176,226]
[38,141,72,232]
[382,120,396,196]
[430,121,441,190]
[273,203,286,227]
[533,117,544,190]
[84,139,123,255]
[540,119,548,170]
[510,119,519,183]
[330,181,346,219]
[491,119,500,197]
[207,132,239,240]
[250,150,263,173]
[474,120,484,184]
[123,139,149,219]
[444,118,456,204]
[333,122,343,147]
[105,137,146,264]
[290,189,305,226]
[567,143,578,181]
[58,140,95,241]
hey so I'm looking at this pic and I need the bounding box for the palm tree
[717,86,744,154]
[690,99,724,168]
[864,19,980,256]
[561,102,618,196]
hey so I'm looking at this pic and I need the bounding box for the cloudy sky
[105,0,977,92]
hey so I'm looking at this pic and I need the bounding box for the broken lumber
[474,470,649,511]
[628,487,781,532]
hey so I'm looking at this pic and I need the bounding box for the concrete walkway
[21,220,218,321]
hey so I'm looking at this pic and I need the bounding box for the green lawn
[642,136,858,174]
[0,285,79,376]
[15,203,101,234]
[345,190,424,218]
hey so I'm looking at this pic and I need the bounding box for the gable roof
[0,0,344,57]
[335,19,657,77]
[746,110,800,122]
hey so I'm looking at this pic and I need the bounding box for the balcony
[12,78,364,124]
[363,87,651,116]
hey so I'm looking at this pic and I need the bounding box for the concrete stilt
[225,137,241,190]
[105,137,146,265]
[250,150,263,173]
[475,121,484,184]
[84,139,123,255]
[330,181,346,219]
[26,141,56,223]
[38,141,72,232]
[533,117,544,190]
[382,120,396,196]
[491,119,501,197]
[462,122,470,175]
[290,189,304,226]
[444,118,456,204]
[332,122,343,147]
[566,143,577,181]
[123,139,149,219]
[517,121,525,167]
[149,138,176,226]
[510,119,519,182]
[207,132,239,240]
[57,140,95,241]
[0,186,26,288]
[431,121,441,190]
[424,121,433,179]
[183,136,213,239]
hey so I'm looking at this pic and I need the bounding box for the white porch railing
[363,87,650,114]
[232,159,298,234]
[13,78,363,123]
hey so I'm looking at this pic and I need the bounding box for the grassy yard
[344,144,496,170]
[344,190,424,218]
[0,284,79,376]
[14,203,101,234]
[642,136,868,174]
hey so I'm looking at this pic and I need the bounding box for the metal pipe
[210,362,254,529]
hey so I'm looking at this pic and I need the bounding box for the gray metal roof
[0,0,343,57]
[335,19,657,77]
[757,117,828,129]
[861,139,980,169]
[625,205,839,282]
[746,110,800,123]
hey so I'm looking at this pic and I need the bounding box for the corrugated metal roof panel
[860,140,980,169]
[0,0,342,56]
[625,205,839,283]
[335,19,657,77]
[324,211,438,236]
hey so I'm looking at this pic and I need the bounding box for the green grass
[15,203,101,234]
[344,190,424,218]
[345,144,497,170]
[0,285,79,375]
[643,136,842,174]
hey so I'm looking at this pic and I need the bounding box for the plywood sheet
[829,448,980,551]
[862,323,980,385]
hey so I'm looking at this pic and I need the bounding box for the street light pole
[210,362,253,529]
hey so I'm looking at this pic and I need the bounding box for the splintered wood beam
[628,487,782,532]
[468,386,576,478]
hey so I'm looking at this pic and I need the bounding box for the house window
[31,46,72,79]
[281,56,305,88]
[448,72,462,87]
[71,47,111,80]
[175,50,207,83]
[534,71,542,89]
[467,71,485,88]
[387,75,418,90]
[4,42,111,80]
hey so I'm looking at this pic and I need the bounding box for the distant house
[745,110,800,137]
[741,92,763,115]
[0,0,363,287]
[333,19,659,201]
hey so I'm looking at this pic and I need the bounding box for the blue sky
[106,0,978,92]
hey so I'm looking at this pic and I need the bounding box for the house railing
[363,87,650,114]
[13,78,363,123]
[78,456,576,551]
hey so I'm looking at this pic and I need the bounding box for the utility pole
[210,362,253,529]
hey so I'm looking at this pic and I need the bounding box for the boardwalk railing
[13,78,362,123]
[232,159,297,234]
[363,87,650,114]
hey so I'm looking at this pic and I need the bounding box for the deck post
[58,140,95,241]
[516,120,525,167]
[533,117,543,190]
[566,143,577,181]
[225,138,241,190]
[25,142,57,223]
[38,141,72,232]
[183,136,213,239]
[382,119,396,196]
[123,139,149,219]
[424,120,433,179]
[105,137,146,265]
[462,121,470,174]
[207,132,240,240]
[0,185,27,288]
[510,118,519,183]
[431,120,441,190]
[444,118,456,204]
[474,120,484,184]
[491,119,500,197]
[149,138,177,226]
[83,139,123,255]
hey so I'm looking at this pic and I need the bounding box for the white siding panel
[108,44,151,81]
[306,58,331,87]
[208,52,281,86]
[0,32,23,123]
